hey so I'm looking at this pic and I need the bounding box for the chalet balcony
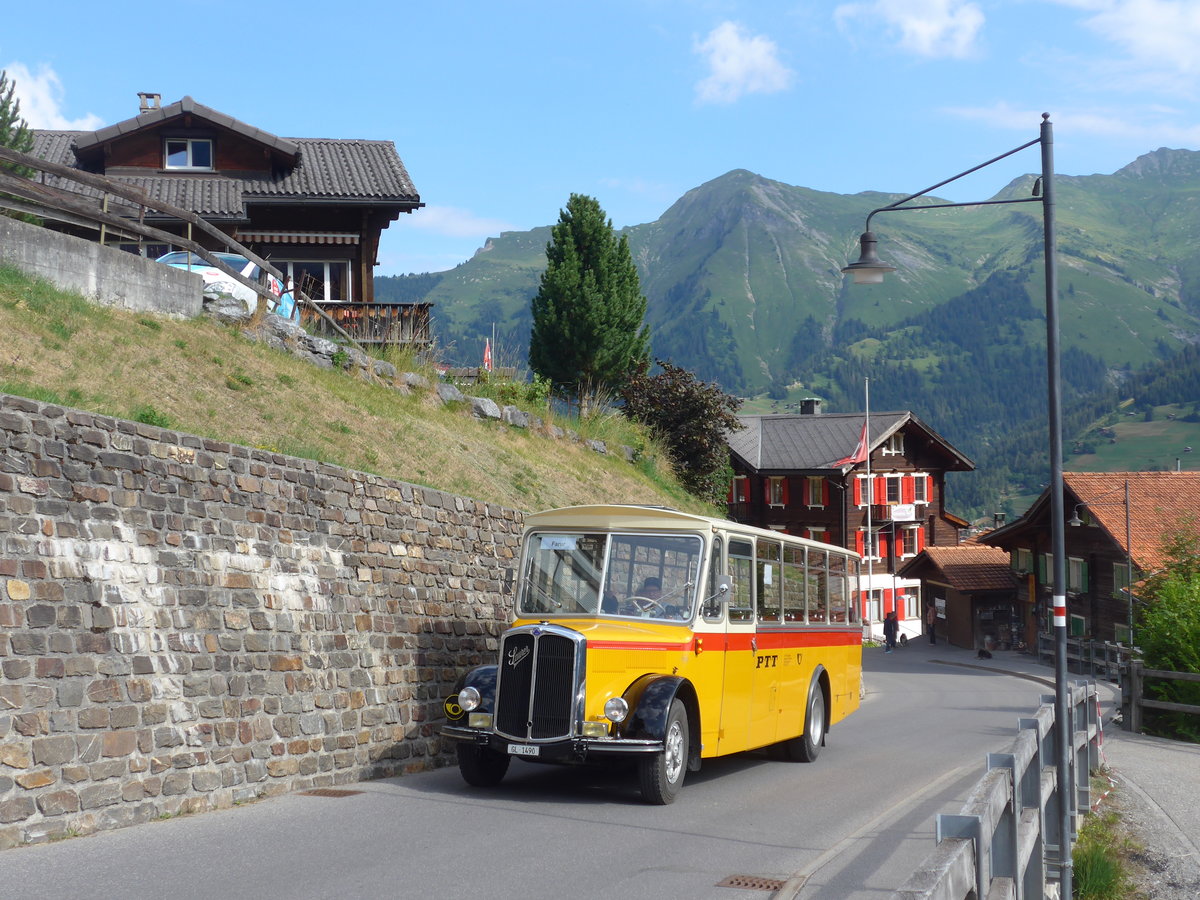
[301,301,432,348]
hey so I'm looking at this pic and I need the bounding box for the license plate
[507,743,539,757]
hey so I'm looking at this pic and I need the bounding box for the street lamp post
[1068,478,1134,645]
[841,114,1074,895]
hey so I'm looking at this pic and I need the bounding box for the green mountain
[376,149,1200,515]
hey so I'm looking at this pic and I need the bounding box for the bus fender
[622,675,701,770]
[444,665,498,724]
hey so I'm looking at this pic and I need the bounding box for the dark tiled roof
[75,95,301,159]
[30,112,420,214]
[907,544,1017,592]
[729,411,972,472]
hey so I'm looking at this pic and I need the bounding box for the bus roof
[523,505,861,559]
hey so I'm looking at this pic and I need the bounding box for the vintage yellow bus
[442,505,863,803]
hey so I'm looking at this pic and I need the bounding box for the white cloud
[403,205,516,239]
[834,0,985,59]
[3,62,104,130]
[693,22,794,105]
[1076,0,1200,76]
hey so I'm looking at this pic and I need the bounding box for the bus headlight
[458,686,481,712]
[604,697,629,724]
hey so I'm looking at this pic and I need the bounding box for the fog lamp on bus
[457,686,481,712]
[581,721,610,738]
[604,697,629,724]
[468,713,492,729]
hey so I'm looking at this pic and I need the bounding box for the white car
[156,251,295,318]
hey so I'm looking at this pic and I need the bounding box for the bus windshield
[518,531,704,621]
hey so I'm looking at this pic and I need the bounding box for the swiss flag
[483,338,493,372]
[835,420,869,467]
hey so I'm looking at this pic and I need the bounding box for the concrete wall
[0,393,520,847]
[0,217,201,318]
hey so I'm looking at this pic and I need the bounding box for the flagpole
[864,378,873,636]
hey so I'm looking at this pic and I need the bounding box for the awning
[235,230,360,245]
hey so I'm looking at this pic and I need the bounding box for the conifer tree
[529,194,649,409]
[0,69,36,221]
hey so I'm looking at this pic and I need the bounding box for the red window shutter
[800,479,809,506]
[855,531,865,555]
[781,479,790,505]
[821,480,829,506]
[927,475,934,501]
[902,476,915,504]
[764,480,772,503]
[875,475,887,501]
[853,479,862,506]
[879,535,889,559]
[917,528,926,553]
[728,479,734,503]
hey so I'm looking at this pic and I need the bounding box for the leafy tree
[1136,522,1200,742]
[0,69,37,222]
[621,359,743,505]
[529,194,649,410]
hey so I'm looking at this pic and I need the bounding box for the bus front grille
[495,631,578,740]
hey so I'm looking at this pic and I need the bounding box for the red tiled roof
[1064,472,1200,571]
[918,544,1017,592]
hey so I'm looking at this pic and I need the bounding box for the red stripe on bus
[588,630,861,654]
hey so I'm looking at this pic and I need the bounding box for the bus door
[716,538,757,755]
[751,537,784,748]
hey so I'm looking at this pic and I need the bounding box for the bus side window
[807,547,829,624]
[828,553,848,623]
[782,544,805,622]
[757,539,781,623]
[728,539,754,621]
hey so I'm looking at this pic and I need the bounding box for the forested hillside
[376,149,1200,515]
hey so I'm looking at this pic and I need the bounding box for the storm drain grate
[300,788,364,798]
[716,874,788,892]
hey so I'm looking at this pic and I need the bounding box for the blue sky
[8,1,1200,276]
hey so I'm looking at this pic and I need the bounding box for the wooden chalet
[727,399,974,640]
[980,471,1200,645]
[897,544,1019,651]
[29,93,430,345]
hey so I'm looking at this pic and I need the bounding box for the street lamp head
[1067,509,1084,527]
[841,231,896,284]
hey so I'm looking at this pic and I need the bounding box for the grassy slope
[0,264,711,517]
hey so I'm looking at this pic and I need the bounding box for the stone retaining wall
[0,393,520,847]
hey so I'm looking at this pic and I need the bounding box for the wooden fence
[894,679,1100,899]
[1123,660,1200,734]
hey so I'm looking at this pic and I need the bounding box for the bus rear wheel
[639,699,688,804]
[457,743,510,787]
[781,681,825,762]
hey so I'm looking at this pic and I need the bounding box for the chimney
[138,92,161,113]
[799,398,822,415]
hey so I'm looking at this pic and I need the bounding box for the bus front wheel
[457,743,510,787]
[639,699,688,804]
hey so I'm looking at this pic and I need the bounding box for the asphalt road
[0,645,1068,900]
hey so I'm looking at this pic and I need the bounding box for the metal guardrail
[894,679,1100,900]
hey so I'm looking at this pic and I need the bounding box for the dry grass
[0,264,711,516]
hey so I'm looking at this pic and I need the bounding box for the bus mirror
[703,576,732,617]
[503,568,516,595]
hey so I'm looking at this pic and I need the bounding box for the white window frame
[1067,556,1087,594]
[768,476,785,508]
[857,475,874,506]
[912,474,928,504]
[164,138,213,171]
[272,260,355,304]
[899,526,920,559]
[1112,562,1131,599]
[860,529,882,562]
[806,475,825,509]
[903,590,920,618]
[882,433,904,456]
[805,526,828,543]
[1013,548,1033,575]
[866,590,882,624]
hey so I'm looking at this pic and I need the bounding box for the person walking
[883,610,898,652]
[926,603,937,645]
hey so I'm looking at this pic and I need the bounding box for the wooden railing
[301,301,432,347]
[1123,660,1200,734]
[894,679,1100,899]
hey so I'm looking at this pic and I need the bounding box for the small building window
[767,476,788,507]
[805,475,826,508]
[912,474,928,503]
[1013,548,1033,575]
[1067,557,1088,594]
[882,433,904,455]
[165,138,213,170]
